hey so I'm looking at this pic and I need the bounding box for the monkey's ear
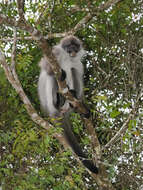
[52,46,61,58]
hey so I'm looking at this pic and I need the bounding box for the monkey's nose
[69,51,76,57]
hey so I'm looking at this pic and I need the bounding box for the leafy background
[0,0,143,190]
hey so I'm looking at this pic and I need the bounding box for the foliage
[0,0,143,190]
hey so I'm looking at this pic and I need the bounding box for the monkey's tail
[62,113,98,174]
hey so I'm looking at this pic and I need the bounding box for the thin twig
[17,0,25,19]
[11,28,17,79]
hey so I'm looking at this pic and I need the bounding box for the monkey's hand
[69,89,77,99]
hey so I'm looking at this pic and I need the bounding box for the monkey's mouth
[69,52,76,57]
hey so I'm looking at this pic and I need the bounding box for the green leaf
[110,110,121,118]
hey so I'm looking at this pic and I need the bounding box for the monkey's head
[61,36,82,57]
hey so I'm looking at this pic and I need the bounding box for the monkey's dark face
[61,37,81,57]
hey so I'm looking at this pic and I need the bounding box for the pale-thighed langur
[38,36,98,174]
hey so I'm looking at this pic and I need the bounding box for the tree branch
[68,0,122,34]
[0,48,50,131]
[0,0,122,41]
[11,28,17,78]
[17,0,25,19]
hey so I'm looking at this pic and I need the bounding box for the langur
[38,36,98,174]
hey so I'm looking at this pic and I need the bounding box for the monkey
[38,36,98,174]
[52,35,84,99]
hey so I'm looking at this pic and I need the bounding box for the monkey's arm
[71,68,83,99]
[71,68,90,118]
